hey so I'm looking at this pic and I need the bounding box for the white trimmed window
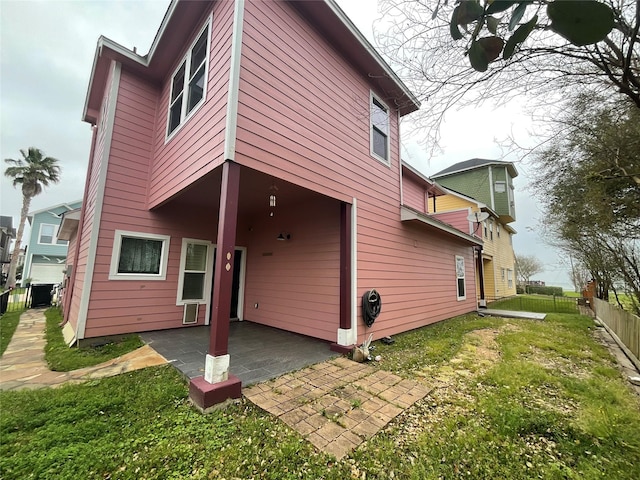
[370,92,390,164]
[167,19,211,138]
[39,223,67,245]
[455,255,466,300]
[109,231,170,280]
[176,238,213,304]
[507,269,513,289]
[489,221,493,240]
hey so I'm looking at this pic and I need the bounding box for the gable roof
[28,200,83,218]
[84,0,420,124]
[431,158,518,179]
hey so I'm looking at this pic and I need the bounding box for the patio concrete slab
[140,321,337,386]
[480,309,546,320]
[244,356,432,460]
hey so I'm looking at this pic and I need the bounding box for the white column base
[337,327,357,346]
[204,353,230,384]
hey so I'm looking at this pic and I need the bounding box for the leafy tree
[4,148,61,288]
[375,0,639,146]
[534,94,640,312]
[515,253,543,285]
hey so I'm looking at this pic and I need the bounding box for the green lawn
[0,309,23,356]
[44,308,143,371]
[2,312,639,479]
[489,294,578,313]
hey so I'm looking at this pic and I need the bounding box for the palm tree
[4,148,61,288]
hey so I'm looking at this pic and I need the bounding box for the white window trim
[109,230,170,281]
[456,255,466,301]
[369,91,390,166]
[165,15,212,142]
[38,223,61,245]
[176,238,215,305]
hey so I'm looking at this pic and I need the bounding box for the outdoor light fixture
[277,233,291,241]
[269,194,276,207]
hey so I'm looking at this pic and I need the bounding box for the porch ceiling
[161,165,332,218]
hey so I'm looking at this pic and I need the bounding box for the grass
[489,294,578,313]
[1,311,639,479]
[44,308,143,371]
[0,309,24,356]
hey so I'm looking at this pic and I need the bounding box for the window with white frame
[177,238,212,304]
[167,20,210,137]
[494,181,506,193]
[370,93,390,163]
[38,224,67,245]
[483,221,488,238]
[455,255,466,300]
[109,230,170,280]
[489,221,493,240]
[497,223,501,238]
[507,269,513,289]
[39,224,56,244]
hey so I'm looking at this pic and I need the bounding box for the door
[209,247,245,322]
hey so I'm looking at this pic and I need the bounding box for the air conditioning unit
[183,303,199,325]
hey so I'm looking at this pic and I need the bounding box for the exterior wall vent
[183,303,199,325]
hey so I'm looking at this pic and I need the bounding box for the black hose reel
[362,289,382,328]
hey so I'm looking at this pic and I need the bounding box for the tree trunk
[5,194,32,288]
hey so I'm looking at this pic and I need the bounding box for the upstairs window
[39,224,56,244]
[167,20,210,138]
[39,224,67,245]
[370,93,390,164]
[489,221,493,241]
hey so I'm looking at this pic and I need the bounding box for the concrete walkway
[0,309,167,391]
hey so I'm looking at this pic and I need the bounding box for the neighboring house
[431,158,518,224]
[1,216,16,282]
[427,185,517,303]
[64,0,482,408]
[22,201,82,285]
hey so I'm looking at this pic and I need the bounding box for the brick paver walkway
[0,309,167,391]
[244,356,432,459]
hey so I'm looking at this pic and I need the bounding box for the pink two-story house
[61,0,481,408]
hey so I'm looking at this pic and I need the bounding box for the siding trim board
[76,62,121,341]
[224,0,245,161]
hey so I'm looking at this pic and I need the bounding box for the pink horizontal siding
[431,210,473,236]
[236,1,477,344]
[402,172,427,213]
[235,0,395,205]
[243,195,340,341]
[147,0,234,208]
[67,61,116,330]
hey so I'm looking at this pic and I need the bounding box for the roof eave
[400,206,483,246]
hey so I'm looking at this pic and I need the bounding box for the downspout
[476,245,486,308]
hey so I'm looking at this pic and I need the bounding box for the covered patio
[140,321,337,386]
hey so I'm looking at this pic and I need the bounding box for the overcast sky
[0,0,572,289]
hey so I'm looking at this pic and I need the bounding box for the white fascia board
[28,200,83,218]
[146,0,179,61]
[83,36,148,123]
[324,0,420,111]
